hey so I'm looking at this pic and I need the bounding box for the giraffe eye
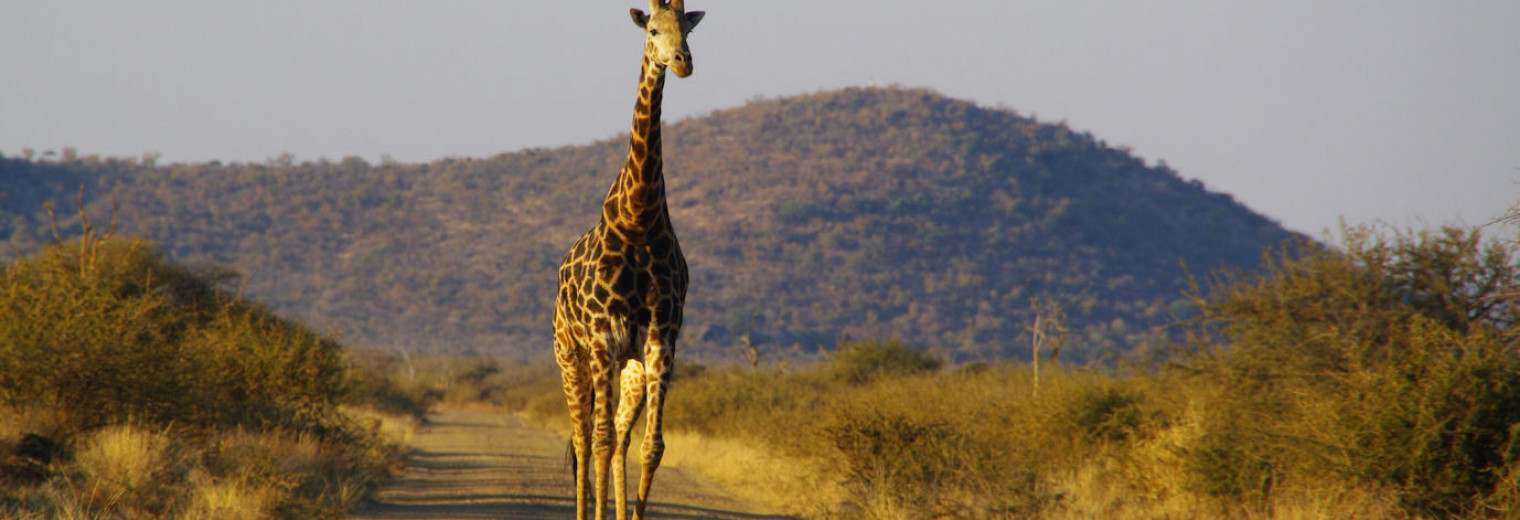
[649,29,659,36]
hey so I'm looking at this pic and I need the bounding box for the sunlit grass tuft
[70,422,178,513]
[179,468,278,520]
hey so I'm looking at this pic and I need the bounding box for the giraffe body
[553,3,703,519]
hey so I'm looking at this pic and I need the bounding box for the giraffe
[552,2,703,520]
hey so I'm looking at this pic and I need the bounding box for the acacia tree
[1176,225,1520,515]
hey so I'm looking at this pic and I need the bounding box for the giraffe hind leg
[614,359,647,520]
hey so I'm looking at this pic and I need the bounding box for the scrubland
[6,210,1516,520]
[502,225,1520,519]
[0,233,418,519]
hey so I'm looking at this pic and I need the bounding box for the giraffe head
[630,0,704,78]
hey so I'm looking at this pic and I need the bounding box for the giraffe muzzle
[670,54,693,78]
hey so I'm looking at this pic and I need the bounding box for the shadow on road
[349,410,798,520]
[355,495,796,520]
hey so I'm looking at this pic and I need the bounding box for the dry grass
[69,423,177,513]
[661,431,841,518]
[0,410,414,520]
[510,362,838,516]
[341,405,418,449]
[179,468,279,520]
[504,353,1518,520]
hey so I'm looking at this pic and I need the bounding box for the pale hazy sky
[4,1,1518,237]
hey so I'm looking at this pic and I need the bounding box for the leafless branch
[44,202,62,245]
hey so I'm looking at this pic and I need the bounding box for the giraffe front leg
[634,340,673,520]
[614,359,647,520]
[589,345,617,520]
[555,333,592,520]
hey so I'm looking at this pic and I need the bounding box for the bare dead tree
[1495,197,1520,300]
[737,312,761,370]
[43,186,118,277]
[738,333,760,370]
[1028,297,1069,397]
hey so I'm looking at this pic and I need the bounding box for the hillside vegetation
[0,86,1299,362]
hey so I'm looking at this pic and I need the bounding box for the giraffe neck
[602,43,670,239]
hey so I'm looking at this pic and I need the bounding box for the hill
[0,86,1301,363]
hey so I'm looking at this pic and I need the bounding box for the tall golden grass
[0,398,415,520]
[70,423,176,512]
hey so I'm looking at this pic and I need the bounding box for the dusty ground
[348,409,795,520]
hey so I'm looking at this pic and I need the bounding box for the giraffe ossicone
[552,2,703,520]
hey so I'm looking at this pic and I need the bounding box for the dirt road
[348,409,794,520]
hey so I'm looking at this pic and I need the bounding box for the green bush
[832,338,942,384]
[823,409,965,518]
[0,235,406,519]
[1064,385,1149,443]
[1,237,193,429]
[0,236,345,433]
[1176,226,1520,515]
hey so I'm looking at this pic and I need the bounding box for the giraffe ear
[630,8,649,29]
[685,11,704,29]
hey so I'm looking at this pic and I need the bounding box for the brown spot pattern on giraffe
[550,4,702,519]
